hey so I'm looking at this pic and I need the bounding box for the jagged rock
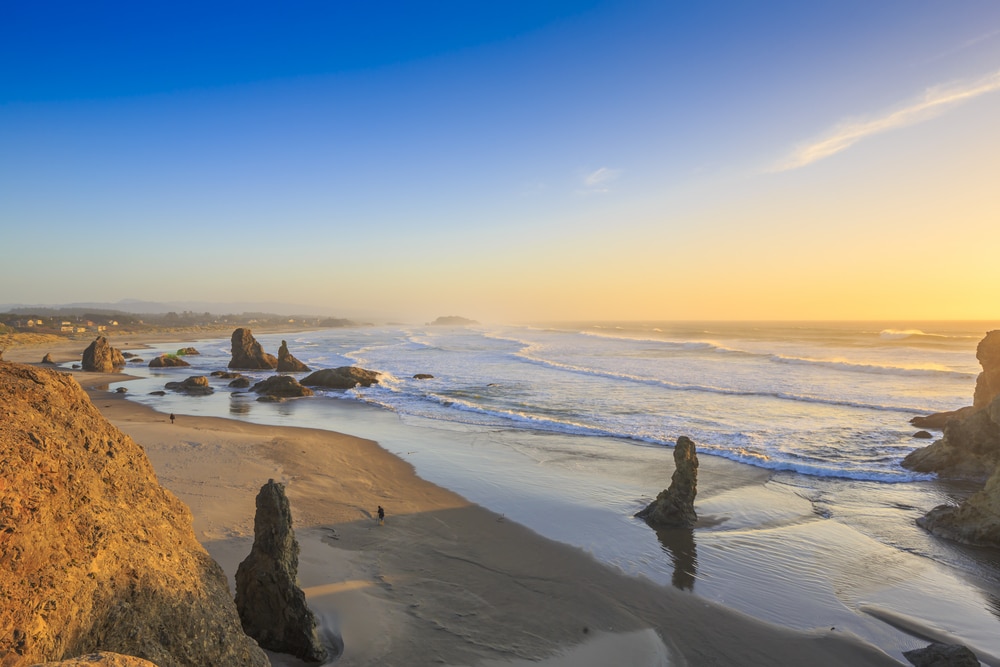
[35,652,159,666]
[911,406,976,430]
[413,373,434,380]
[301,366,381,389]
[229,377,251,389]
[912,431,933,439]
[149,354,191,368]
[235,480,327,663]
[0,361,268,667]
[41,353,55,364]
[277,340,310,372]
[917,461,1000,547]
[164,376,214,395]
[81,337,126,372]
[176,347,200,356]
[251,375,314,398]
[903,641,980,666]
[635,436,699,529]
[228,328,277,370]
[903,395,1000,480]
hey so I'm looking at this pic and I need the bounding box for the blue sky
[2,1,999,321]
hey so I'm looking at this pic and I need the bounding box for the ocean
[108,320,1000,662]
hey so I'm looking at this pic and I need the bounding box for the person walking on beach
[169,413,175,425]
[377,505,385,526]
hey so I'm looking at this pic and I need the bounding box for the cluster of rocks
[904,330,1000,547]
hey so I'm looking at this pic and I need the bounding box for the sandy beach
[3,335,913,666]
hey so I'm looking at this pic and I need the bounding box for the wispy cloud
[773,69,1000,172]
[581,167,621,193]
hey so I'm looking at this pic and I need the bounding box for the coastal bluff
[0,361,268,666]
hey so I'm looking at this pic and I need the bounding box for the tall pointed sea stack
[228,328,278,370]
[235,480,327,663]
[636,436,699,529]
[277,339,310,372]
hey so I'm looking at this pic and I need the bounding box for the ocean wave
[770,354,975,379]
[512,352,936,415]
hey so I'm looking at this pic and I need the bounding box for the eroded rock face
[973,331,1000,410]
[0,361,268,667]
[277,340,310,372]
[228,328,277,370]
[635,436,699,529]
[917,459,1000,547]
[903,394,1000,480]
[235,480,327,663]
[251,375,314,398]
[35,652,159,666]
[81,336,126,372]
[301,366,381,389]
[149,354,191,368]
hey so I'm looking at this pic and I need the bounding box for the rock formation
[41,353,55,364]
[149,354,191,368]
[903,642,980,667]
[228,328,278,370]
[635,436,699,529]
[235,480,327,663]
[911,330,1000,430]
[276,340,311,372]
[428,315,478,326]
[164,376,214,395]
[176,347,200,356]
[229,377,251,388]
[81,336,126,373]
[413,373,434,380]
[0,361,268,667]
[251,375,314,399]
[903,397,1000,480]
[301,366,381,389]
[916,456,1000,547]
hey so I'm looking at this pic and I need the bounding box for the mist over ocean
[110,320,1000,658]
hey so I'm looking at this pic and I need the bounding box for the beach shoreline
[7,332,999,665]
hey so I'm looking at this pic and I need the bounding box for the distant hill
[428,316,479,326]
[0,299,334,317]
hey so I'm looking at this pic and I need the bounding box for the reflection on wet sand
[656,528,698,591]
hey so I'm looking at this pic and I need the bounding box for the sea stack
[635,436,699,529]
[276,340,310,372]
[235,480,327,663]
[81,336,126,372]
[228,328,278,370]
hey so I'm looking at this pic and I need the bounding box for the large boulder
[149,354,191,368]
[235,480,327,663]
[164,376,214,395]
[228,328,277,370]
[635,436,699,529]
[81,336,126,373]
[917,456,1000,547]
[903,642,980,666]
[0,361,268,667]
[276,340,310,372]
[300,366,381,389]
[251,375,314,398]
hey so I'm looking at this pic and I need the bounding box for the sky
[2,1,999,323]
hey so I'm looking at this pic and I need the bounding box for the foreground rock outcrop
[81,336,126,373]
[35,652,159,666]
[251,375,314,399]
[635,436,699,529]
[228,328,278,370]
[301,366,381,389]
[903,641,980,666]
[277,340,310,372]
[916,462,1000,548]
[0,361,268,667]
[235,480,327,663]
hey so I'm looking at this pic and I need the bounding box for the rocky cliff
[0,361,268,667]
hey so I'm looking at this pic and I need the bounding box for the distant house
[97,325,107,332]
[60,325,74,333]
[75,327,86,333]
